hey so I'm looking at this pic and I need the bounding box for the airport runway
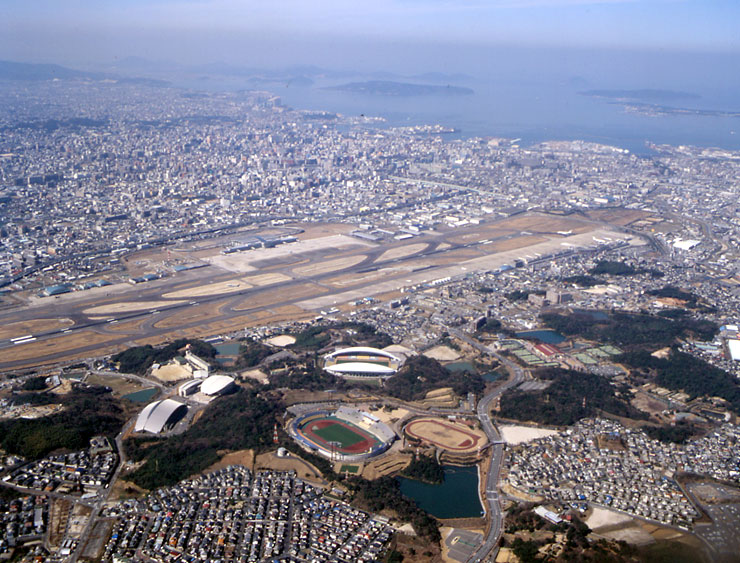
[0,214,635,371]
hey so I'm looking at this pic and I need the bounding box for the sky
[1,0,739,70]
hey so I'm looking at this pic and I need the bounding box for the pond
[515,330,566,344]
[445,361,476,373]
[122,387,158,403]
[215,341,242,356]
[398,465,483,519]
[572,309,609,321]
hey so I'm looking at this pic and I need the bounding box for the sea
[275,78,740,155]
[171,47,740,155]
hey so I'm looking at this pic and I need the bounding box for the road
[448,328,526,563]
[69,416,136,562]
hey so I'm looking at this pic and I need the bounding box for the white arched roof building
[134,399,188,434]
[200,374,236,396]
[323,347,402,379]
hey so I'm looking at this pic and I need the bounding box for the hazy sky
[1,0,739,69]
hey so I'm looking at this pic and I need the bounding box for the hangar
[134,398,188,434]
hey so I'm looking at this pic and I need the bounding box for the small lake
[482,371,504,383]
[215,342,241,356]
[516,330,566,344]
[122,387,158,403]
[398,465,483,519]
[572,309,609,321]
[445,361,476,373]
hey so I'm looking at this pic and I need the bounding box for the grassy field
[311,421,369,448]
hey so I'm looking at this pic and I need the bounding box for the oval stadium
[289,406,396,462]
[323,347,402,379]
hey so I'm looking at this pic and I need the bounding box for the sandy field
[423,345,461,361]
[83,300,185,315]
[0,318,73,340]
[600,525,656,546]
[241,369,269,384]
[292,255,367,277]
[243,272,292,286]
[162,278,253,299]
[152,364,191,382]
[204,449,255,472]
[585,507,633,530]
[499,425,560,445]
[255,451,324,483]
[377,243,428,262]
[266,335,296,347]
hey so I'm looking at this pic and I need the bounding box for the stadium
[289,406,396,462]
[322,347,402,379]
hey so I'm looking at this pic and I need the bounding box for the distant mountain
[324,80,474,96]
[0,60,169,87]
[0,60,99,81]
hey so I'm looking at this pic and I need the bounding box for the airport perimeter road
[448,328,526,563]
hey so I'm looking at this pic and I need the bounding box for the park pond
[515,330,565,344]
[398,465,483,519]
[122,387,158,403]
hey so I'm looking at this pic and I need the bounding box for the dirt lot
[255,451,325,484]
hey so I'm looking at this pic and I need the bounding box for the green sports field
[311,422,368,448]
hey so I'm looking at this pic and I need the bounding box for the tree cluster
[384,356,485,402]
[111,339,217,374]
[400,455,444,484]
[541,311,717,348]
[499,369,646,426]
[618,349,740,413]
[0,386,125,459]
[346,476,440,541]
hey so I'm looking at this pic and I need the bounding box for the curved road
[448,328,526,563]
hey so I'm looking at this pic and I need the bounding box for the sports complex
[322,347,402,379]
[404,416,488,454]
[289,406,396,462]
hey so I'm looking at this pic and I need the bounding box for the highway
[448,328,526,563]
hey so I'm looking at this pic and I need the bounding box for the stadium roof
[325,347,401,362]
[201,374,235,395]
[134,399,187,434]
[325,362,397,375]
